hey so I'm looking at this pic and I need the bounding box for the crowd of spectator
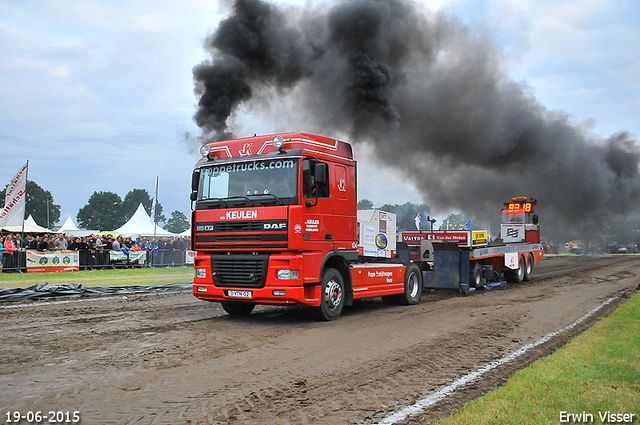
[1,232,191,271]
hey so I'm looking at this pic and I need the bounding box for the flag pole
[20,160,28,236]
[19,160,29,273]
[153,176,158,239]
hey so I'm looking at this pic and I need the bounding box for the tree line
[1,181,190,233]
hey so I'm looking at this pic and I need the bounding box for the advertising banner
[109,250,146,264]
[26,250,79,273]
[185,250,196,264]
[401,230,490,248]
[472,230,488,245]
[501,224,525,243]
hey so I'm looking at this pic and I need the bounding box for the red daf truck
[190,133,543,319]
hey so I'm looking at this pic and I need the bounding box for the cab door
[300,158,333,284]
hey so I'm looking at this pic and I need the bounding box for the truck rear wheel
[315,268,345,321]
[506,255,525,283]
[523,253,534,281]
[399,263,422,305]
[221,302,255,316]
[470,262,484,289]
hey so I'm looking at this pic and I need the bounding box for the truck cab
[190,133,358,318]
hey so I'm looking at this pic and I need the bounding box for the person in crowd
[13,234,22,250]
[0,235,5,266]
[22,234,33,249]
[46,234,56,251]
[112,236,121,251]
[89,235,106,268]
[103,235,113,250]
[156,237,167,265]
[68,237,80,251]
[95,235,104,251]
[54,233,68,250]
[79,237,89,251]
[29,235,39,250]
[85,235,94,250]
[38,235,49,251]
[3,234,17,269]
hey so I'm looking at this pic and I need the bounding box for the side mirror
[533,215,539,225]
[314,163,328,187]
[191,170,200,192]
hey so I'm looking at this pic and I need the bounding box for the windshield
[502,211,525,224]
[198,158,298,205]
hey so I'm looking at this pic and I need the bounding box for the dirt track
[1,255,638,425]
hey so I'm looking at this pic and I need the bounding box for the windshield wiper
[250,193,284,205]
[201,198,228,208]
[225,195,255,206]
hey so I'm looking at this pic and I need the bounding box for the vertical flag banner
[0,162,28,227]
[414,212,421,230]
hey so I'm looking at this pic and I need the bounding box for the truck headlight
[276,269,299,280]
[195,268,207,278]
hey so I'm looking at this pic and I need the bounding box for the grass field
[437,291,640,424]
[0,267,194,288]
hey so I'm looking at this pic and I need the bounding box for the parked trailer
[190,133,542,320]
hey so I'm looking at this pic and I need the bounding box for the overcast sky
[1,0,638,227]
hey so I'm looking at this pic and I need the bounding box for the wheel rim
[408,272,419,298]
[325,279,343,310]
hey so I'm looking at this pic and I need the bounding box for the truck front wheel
[221,302,255,316]
[315,268,345,321]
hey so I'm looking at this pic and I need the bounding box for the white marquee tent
[57,215,97,237]
[116,203,177,237]
[1,215,53,233]
[58,215,79,233]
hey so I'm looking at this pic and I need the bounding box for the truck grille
[195,220,287,250]
[214,222,265,232]
[210,254,270,288]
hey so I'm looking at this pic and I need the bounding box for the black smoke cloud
[192,0,640,241]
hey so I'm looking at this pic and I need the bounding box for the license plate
[227,290,252,298]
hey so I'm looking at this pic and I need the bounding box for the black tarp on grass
[0,282,193,302]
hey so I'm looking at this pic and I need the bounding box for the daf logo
[264,223,287,230]
[196,224,215,232]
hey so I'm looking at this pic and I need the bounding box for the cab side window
[303,158,329,198]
